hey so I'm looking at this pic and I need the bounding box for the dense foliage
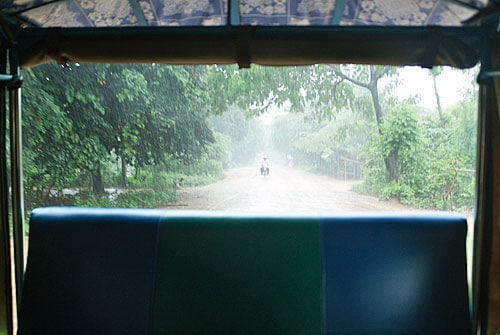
[23,63,227,209]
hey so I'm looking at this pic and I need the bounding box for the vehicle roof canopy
[0,0,492,69]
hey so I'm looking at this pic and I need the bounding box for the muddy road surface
[163,165,414,213]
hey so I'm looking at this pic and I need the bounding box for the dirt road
[164,165,414,213]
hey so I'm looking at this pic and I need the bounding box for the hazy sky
[395,66,477,109]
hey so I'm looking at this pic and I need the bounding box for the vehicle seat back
[18,207,471,335]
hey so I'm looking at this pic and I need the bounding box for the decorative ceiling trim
[331,0,346,25]
[127,0,147,26]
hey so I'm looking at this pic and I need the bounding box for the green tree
[380,104,420,183]
[419,98,477,209]
[22,68,81,205]
[329,65,401,181]
[31,63,117,194]
[112,65,215,181]
[24,63,215,195]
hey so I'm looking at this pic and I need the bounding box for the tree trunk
[120,157,127,188]
[369,81,383,133]
[92,166,105,196]
[432,74,444,126]
[367,67,399,182]
[386,151,400,182]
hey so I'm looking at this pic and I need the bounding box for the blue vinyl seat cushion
[321,213,470,335]
[18,208,163,335]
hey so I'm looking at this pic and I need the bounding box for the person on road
[260,156,270,176]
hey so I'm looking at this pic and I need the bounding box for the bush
[379,181,416,205]
[115,190,178,208]
[188,159,224,178]
[72,188,178,208]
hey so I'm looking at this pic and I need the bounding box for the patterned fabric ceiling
[0,0,484,28]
